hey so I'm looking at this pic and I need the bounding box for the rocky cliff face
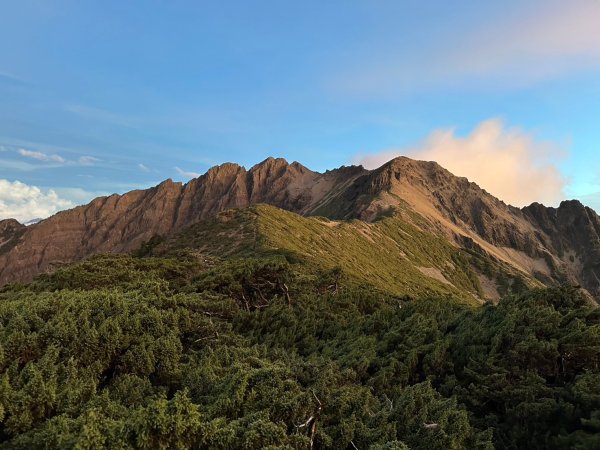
[1,156,599,302]
[523,200,600,298]
[0,158,366,284]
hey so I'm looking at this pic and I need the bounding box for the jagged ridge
[1,156,599,302]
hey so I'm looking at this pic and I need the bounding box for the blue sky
[1,0,600,221]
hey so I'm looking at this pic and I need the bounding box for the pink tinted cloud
[354,119,568,207]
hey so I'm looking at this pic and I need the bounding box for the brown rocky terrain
[1,156,599,302]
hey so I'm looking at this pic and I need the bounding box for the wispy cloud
[78,155,101,165]
[446,0,600,81]
[138,163,150,172]
[336,0,600,94]
[353,118,567,207]
[66,103,250,137]
[175,166,200,178]
[18,148,65,163]
[0,70,27,86]
[15,147,101,167]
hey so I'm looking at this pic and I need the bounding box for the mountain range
[1,156,599,303]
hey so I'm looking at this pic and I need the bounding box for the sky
[1,0,600,221]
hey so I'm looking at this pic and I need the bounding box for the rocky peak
[204,162,245,180]
[247,157,318,207]
[248,157,314,182]
[250,156,289,172]
[0,218,24,233]
[523,200,600,238]
[523,200,600,298]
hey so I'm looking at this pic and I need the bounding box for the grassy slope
[159,205,533,305]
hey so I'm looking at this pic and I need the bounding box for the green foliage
[254,205,485,303]
[158,205,537,305]
[133,234,166,258]
[27,254,204,292]
[191,256,292,310]
[445,286,600,449]
[0,241,597,448]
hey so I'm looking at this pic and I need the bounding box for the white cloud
[353,119,567,207]
[18,148,65,163]
[175,166,200,178]
[78,155,101,165]
[0,179,75,222]
[138,163,150,172]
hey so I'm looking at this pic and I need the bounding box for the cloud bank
[0,179,75,222]
[354,119,567,207]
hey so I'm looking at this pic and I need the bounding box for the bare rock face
[523,200,600,299]
[0,158,366,285]
[0,180,185,283]
[376,158,546,250]
[1,155,599,302]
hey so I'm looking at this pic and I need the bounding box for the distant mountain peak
[23,218,43,226]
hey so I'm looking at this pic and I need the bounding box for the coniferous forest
[0,248,598,449]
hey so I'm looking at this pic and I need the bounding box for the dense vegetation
[0,243,598,449]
